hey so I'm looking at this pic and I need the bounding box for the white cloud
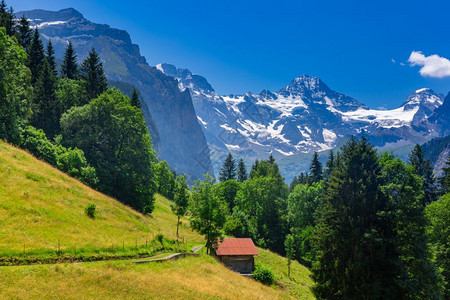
[408,51,450,78]
[391,58,396,64]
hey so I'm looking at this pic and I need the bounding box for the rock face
[157,64,448,177]
[20,8,213,181]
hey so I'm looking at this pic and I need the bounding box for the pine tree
[323,150,334,181]
[438,156,450,194]
[219,153,237,182]
[250,159,259,179]
[61,41,79,79]
[80,48,107,100]
[28,28,45,84]
[309,151,322,183]
[312,137,403,299]
[31,58,60,138]
[130,88,141,108]
[46,40,58,77]
[237,158,248,182]
[0,2,14,36]
[409,144,436,205]
[16,15,31,52]
[289,176,299,192]
[268,154,275,164]
[171,175,189,240]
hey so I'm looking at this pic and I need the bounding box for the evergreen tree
[171,175,189,240]
[16,15,31,51]
[28,28,45,84]
[219,153,237,182]
[46,40,58,77]
[237,158,248,182]
[323,150,334,181]
[130,88,141,108]
[438,156,450,194]
[289,176,299,192]
[380,153,442,298]
[309,151,322,183]
[285,234,294,278]
[80,48,107,100]
[268,154,275,164]
[0,1,14,36]
[312,137,403,299]
[250,159,259,179]
[409,144,436,205]
[31,58,60,138]
[61,41,79,79]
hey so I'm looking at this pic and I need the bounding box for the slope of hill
[0,141,314,299]
[18,8,213,181]
[0,140,203,253]
[0,255,303,299]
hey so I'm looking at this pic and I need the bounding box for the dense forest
[1,1,449,298]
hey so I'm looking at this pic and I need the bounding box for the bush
[19,126,98,187]
[85,203,96,218]
[253,264,274,285]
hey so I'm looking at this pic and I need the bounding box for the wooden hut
[216,238,259,275]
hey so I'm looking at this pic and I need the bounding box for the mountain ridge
[19,8,214,182]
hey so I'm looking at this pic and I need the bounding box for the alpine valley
[19,8,450,182]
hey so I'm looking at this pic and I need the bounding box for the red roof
[216,238,259,256]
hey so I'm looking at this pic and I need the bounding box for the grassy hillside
[257,249,314,299]
[0,255,293,299]
[0,140,315,299]
[0,140,203,254]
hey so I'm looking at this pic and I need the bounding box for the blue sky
[10,0,450,108]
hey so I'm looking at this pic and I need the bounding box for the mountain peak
[279,74,329,96]
[402,88,443,110]
[18,8,83,22]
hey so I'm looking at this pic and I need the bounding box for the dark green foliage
[287,182,324,262]
[237,158,247,182]
[19,126,98,186]
[224,207,253,238]
[380,153,442,298]
[439,156,450,195]
[84,203,96,219]
[409,144,437,205]
[0,28,30,144]
[45,40,57,77]
[16,15,31,51]
[189,175,228,254]
[171,175,189,238]
[56,78,88,111]
[426,193,450,298]
[323,150,334,181]
[61,42,79,79]
[60,88,157,213]
[219,153,236,182]
[235,158,288,254]
[130,88,141,108]
[155,161,176,200]
[30,58,60,138]
[309,151,322,183]
[253,264,274,285]
[0,1,14,36]
[80,48,107,100]
[285,234,294,277]
[215,179,240,211]
[28,28,45,84]
[312,137,403,299]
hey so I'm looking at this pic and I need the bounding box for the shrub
[85,203,96,219]
[155,233,164,245]
[253,264,274,285]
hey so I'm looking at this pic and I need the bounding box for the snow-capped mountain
[157,63,448,175]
